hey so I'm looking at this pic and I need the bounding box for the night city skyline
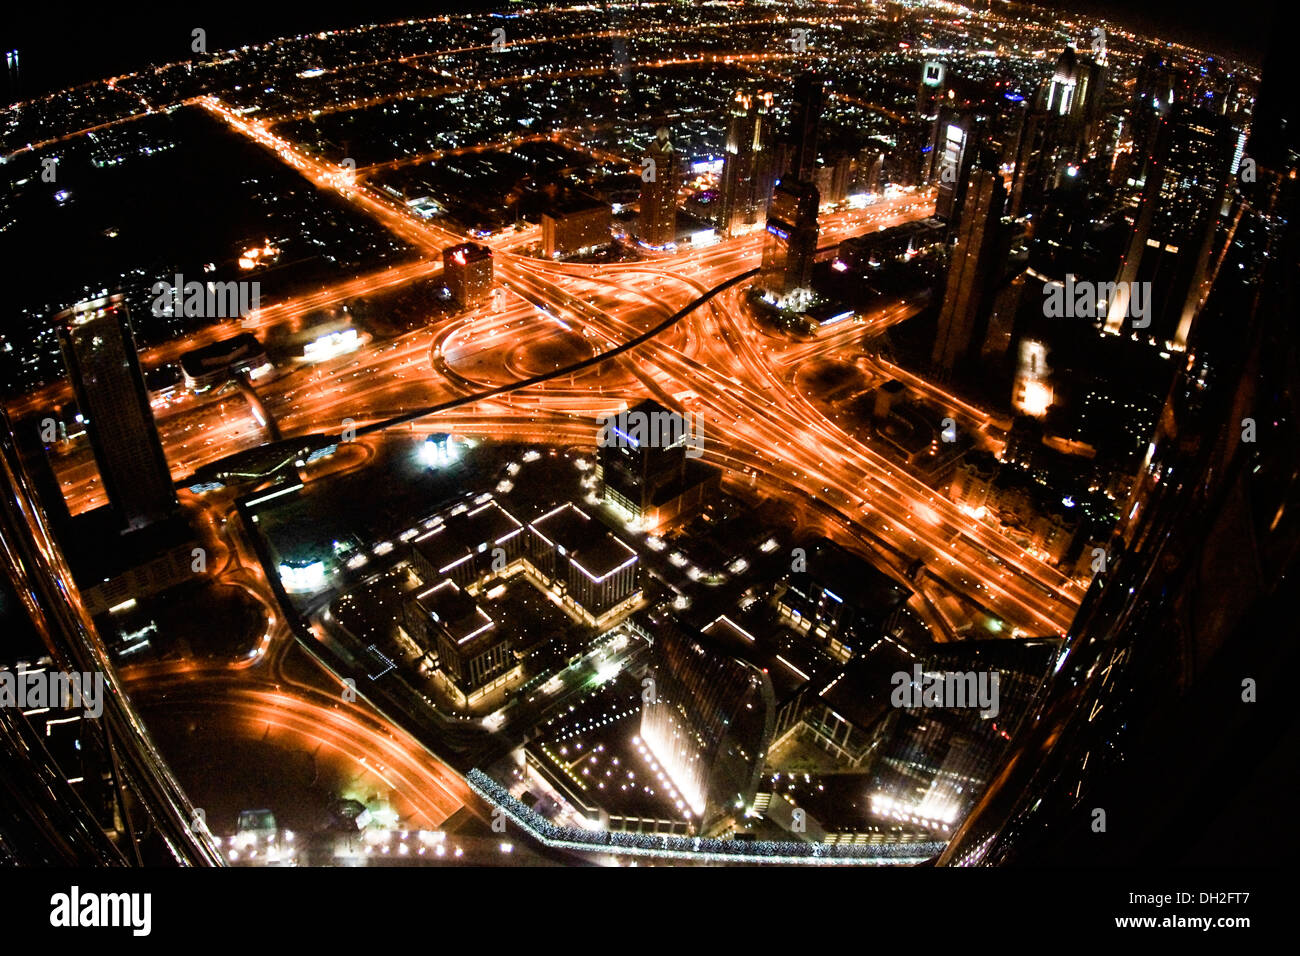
[0,0,1293,934]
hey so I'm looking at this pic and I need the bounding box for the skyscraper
[442,242,493,309]
[934,110,977,223]
[917,61,946,122]
[598,398,687,517]
[1103,104,1234,347]
[1008,104,1048,217]
[638,127,678,248]
[1127,51,1177,184]
[784,72,825,183]
[55,295,177,532]
[938,149,1300,867]
[932,159,1008,374]
[1009,47,1107,212]
[916,60,948,185]
[1044,47,1081,118]
[814,153,854,205]
[1,408,220,866]
[640,610,774,833]
[718,89,777,236]
[759,179,820,307]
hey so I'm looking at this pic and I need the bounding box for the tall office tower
[638,127,679,248]
[932,159,1008,375]
[639,610,775,833]
[1008,106,1049,216]
[608,35,634,126]
[1030,48,1105,191]
[988,92,1029,168]
[1133,50,1174,114]
[814,153,854,205]
[1027,171,1095,280]
[442,242,493,308]
[1192,58,1235,116]
[784,71,825,183]
[1127,52,1177,186]
[1043,45,1104,129]
[0,409,221,866]
[598,398,688,517]
[718,89,777,236]
[934,110,977,222]
[857,145,886,193]
[917,60,946,116]
[1104,104,1235,347]
[1077,56,1106,141]
[1044,46,1103,130]
[917,60,947,182]
[56,295,177,533]
[889,120,926,187]
[759,179,820,307]
[1043,46,1081,118]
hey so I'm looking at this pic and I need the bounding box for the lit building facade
[411,498,526,589]
[405,578,517,708]
[1104,104,1235,348]
[639,613,775,833]
[443,242,493,308]
[717,89,777,236]
[784,72,825,184]
[638,127,678,248]
[55,295,177,533]
[527,504,640,624]
[541,196,610,258]
[759,179,820,308]
[933,111,976,223]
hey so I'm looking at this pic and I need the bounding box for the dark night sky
[0,1,496,101]
[1035,0,1272,63]
[0,0,1278,103]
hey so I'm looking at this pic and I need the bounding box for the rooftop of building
[699,613,832,705]
[413,498,525,579]
[62,507,195,589]
[443,241,492,263]
[543,193,608,218]
[530,503,637,581]
[812,636,921,732]
[411,579,496,647]
[179,333,265,376]
[836,217,946,250]
[784,537,912,616]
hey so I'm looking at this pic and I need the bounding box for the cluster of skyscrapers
[710,72,829,306]
[910,39,1243,412]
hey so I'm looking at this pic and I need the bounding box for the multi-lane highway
[30,96,1080,638]
[20,97,1083,806]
